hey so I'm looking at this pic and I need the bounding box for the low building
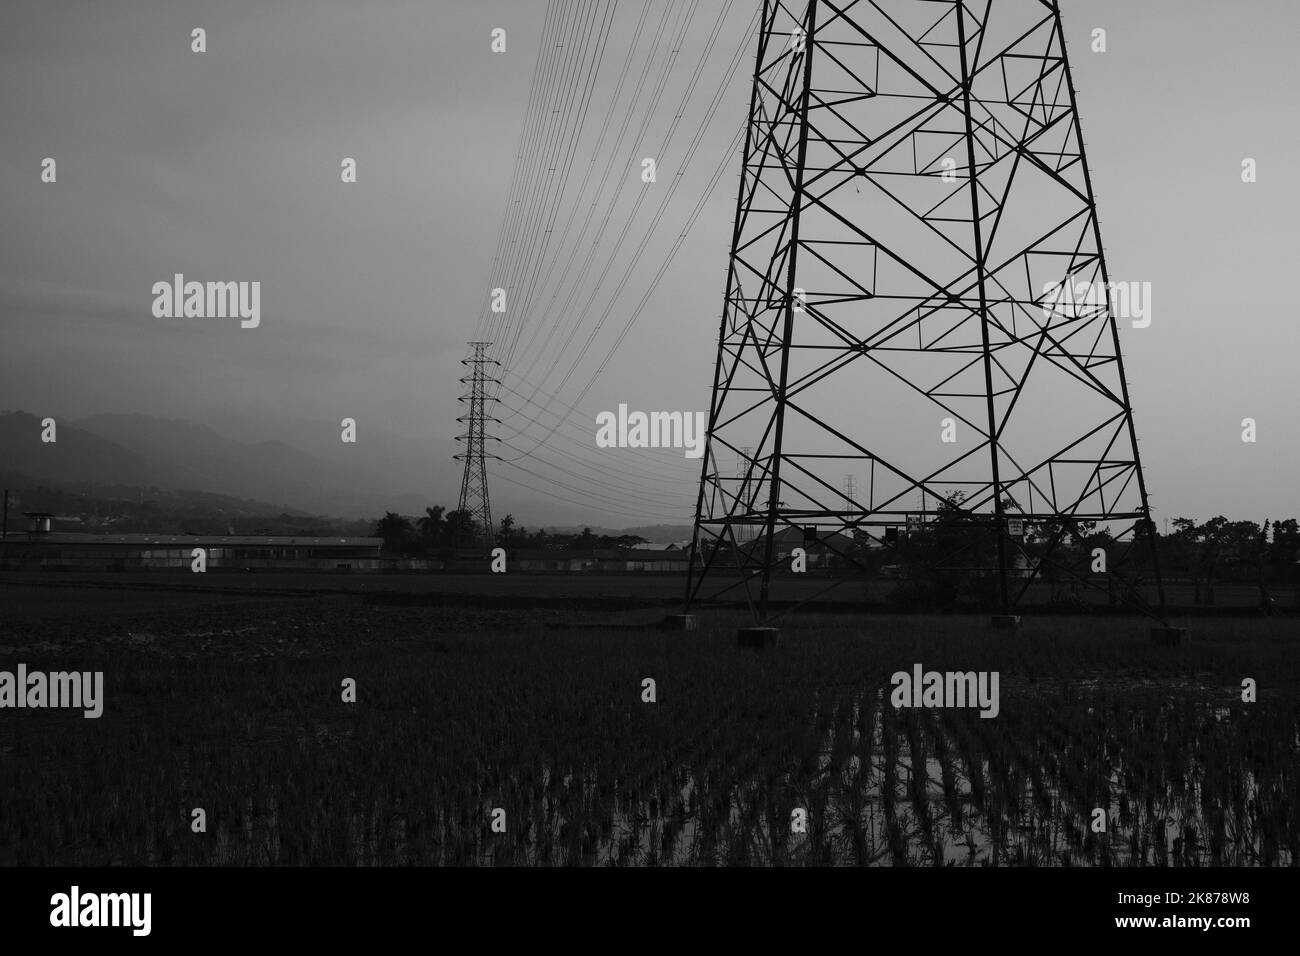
[617,548,690,572]
[752,526,859,568]
[0,532,383,571]
[511,549,620,572]
[509,547,688,572]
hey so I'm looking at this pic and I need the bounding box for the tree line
[371,507,646,556]
[372,502,1300,604]
[887,506,1300,606]
[1163,516,1299,600]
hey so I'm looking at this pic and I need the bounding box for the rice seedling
[2,596,1297,866]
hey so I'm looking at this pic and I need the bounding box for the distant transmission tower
[686,0,1166,624]
[736,446,755,543]
[454,342,500,551]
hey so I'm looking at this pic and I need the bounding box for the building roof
[1,532,382,547]
[512,548,641,561]
[758,526,859,548]
[512,550,571,561]
[624,549,689,561]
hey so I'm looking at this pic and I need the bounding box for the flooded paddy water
[1,585,1296,866]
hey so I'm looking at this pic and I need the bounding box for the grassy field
[2,568,1285,612]
[1,580,1296,866]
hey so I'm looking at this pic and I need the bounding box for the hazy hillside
[0,410,691,528]
[0,410,428,518]
[0,411,156,488]
[0,476,370,536]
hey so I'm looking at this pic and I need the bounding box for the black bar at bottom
[0,866,1282,943]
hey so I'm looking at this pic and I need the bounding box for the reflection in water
[177,680,1293,867]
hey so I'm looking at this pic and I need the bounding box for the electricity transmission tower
[735,446,757,543]
[686,0,1166,624]
[454,341,500,551]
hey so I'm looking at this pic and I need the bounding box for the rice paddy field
[1,579,1297,867]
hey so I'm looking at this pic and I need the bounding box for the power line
[493,376,698,479]
[503,0,718,389]
[473,0,569,340]
[494,0,694,378]
[496,459,689,522]
[497,8,757,456]
[463,2,757,528]
[496,0,625,362]
[489,0,614,355]
[500,117,748,458]
[490,0,659,371]
[498,439,692,508]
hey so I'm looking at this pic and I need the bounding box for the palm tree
[418,506,446,548]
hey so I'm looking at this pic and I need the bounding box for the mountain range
[0,410,694,536]
[0,410,437,519]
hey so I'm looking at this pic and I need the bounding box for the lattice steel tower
[454,341,500,550]
[686,0,1166,622]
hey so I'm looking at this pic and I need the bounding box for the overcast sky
[1,0,1297,528]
